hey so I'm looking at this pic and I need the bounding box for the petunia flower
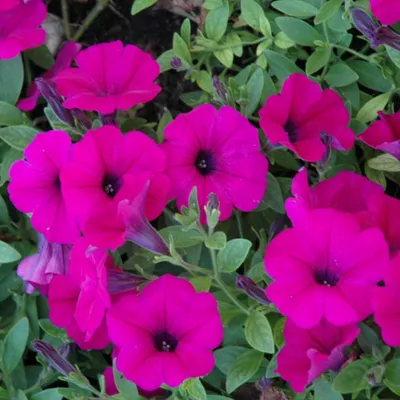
[276,318,359,393]
[0,0,47,59]
[18,41,81,112]
[259,73,354,162]
[9,130,80,244]
[359,111,400,160]
[60,125,170,237]
[54,41,161,115]
[370,0,400,26]
[107,274,223,391]
[265,209,389,328]
[162,104,268,223]
[351,8,400,50]
[285,168,384,226]
[48,238,112,350]
[0,0,19,11]
[17,234,71,294]
[372,254,400,346]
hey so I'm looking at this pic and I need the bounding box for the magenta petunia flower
[259,74,355,162]
[365,193,400,257]
[17,234,71,294]
[276,318,359,393]
[162,104,268,222]
[265,209,389,328]
[9,130,80,244]
[373,254,400,346]
[285,168,384,226]
[18,41,81,111]
[107,274,223,391]
[0,0,19,11]
[54,41,161,114]
[60,125,169,236]
[48,238,112,350]
[370,0,400,26]
[0,0,47,59]
[359,111,400,160]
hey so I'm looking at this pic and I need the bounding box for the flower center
[102,175,121,198]
[153,331,178,352]
[314,269,339,287]
[284,120,298,143]
[195,150,216,175]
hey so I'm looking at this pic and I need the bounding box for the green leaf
[179,378,207,400]
[314,378,343,400]
[259,173,284,213]
[332,360,371,393]
[348,61,393,92]
[264,50,302,82]
[173,33,192,64]
[207,396,232,400]
[368,154,400,172]
[203,0,224,10]
[385,359,400,387]
[245,68,264,116]
[271,0,318,18]
[0,147,22,187]
[386,45,400,69]
[218,238,252,272]
[259,15,272,37]
[190,276,212,292]
[226,349,263,393]
[0,101,25,126]
[0,196,9,225]
[245,311,274,353]
[2,317,29,373]
[205,231,227,250]
[241,0,265,31]
[215,347,248,374]
[181,18,191,44]
[206,1,229,42]
[306,47,331,74]
[39,319,67,339]
[314,0,343,24]
[113,361,139,399]
[227,32,243,57]
[276,17,322,46]
[131,0,157,15]
[0,55,23,105]
[156,108,173,143]
[15,391,28,400]
[159,226,204,248]
[31,389,63,400]
[157,49,175,73]
[0,241,21,263]
[356,92,392,124]
[365,164,386,190]
[0,125,39,151]
[214,47,234,68]
[26,45,55,70]
[325,63,358,87]
[196,70,214,93]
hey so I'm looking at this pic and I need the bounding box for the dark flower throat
[102,174,121,198]
[196,150,216,176]
[153,331,178,352]
[314,269,339,287]
[284,120,298,143]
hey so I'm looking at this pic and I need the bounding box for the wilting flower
[9,130,80,244]
[265,209,389,328]
[285,168,384,226]
[351,8,400,50]
[18,41,81,112]
[55,41,161,114]
[48,239,112,350]
[17,234,71,294]
[370,0,400,26]
[259,74,354,162]
[276,319,359,393]
[162,104,268,222]
[0,0,19,11]
[365,193,400,257]
[60,125,170,238]
[0,0,47,59]
[359,111,400,160]
[107,274,223,391]
[373,254,400,346]
[84,181,170,253]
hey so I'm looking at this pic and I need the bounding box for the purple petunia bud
[36,78,75,126]
[107,269,147,294]
[32,340,76,376]
[213,75,228,101]
[100,111,117,126]
[236,275,271,306]
[171,57,182,69]
[351,8,400,50]
[206,193,220,232]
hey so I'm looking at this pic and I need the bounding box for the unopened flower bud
[107,269,147,294]
[171,57,182,69]
[236,275,270,306]
[206,193,220,232]
[213,75,227,101]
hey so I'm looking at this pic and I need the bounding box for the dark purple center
[54,176,61,190]
[284,120,298,143]
[102,175,121,198]
[195,150,216,175]
[153,331,178,352]
[314,269,339,287]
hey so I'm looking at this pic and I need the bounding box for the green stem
[61,0,72,40]
[72,0,109,42]
[331,44,371,62]
[235,210,244,239]
[191,37,269,53]
[1,369,15,397]
[210,249,250,316]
